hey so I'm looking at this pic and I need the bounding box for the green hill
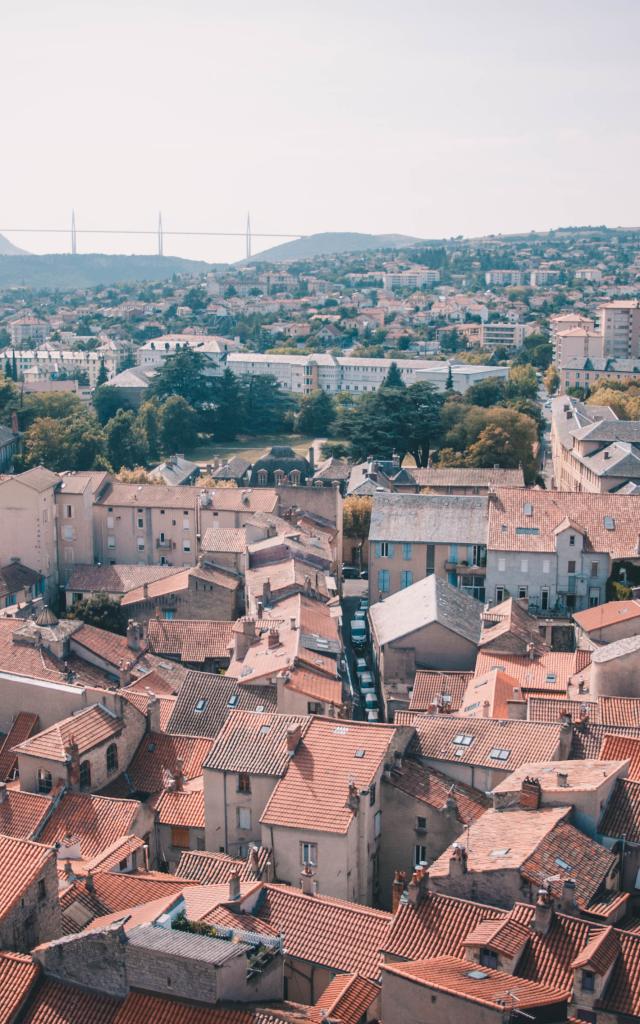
[246,231,422,263]
[0,253,213,288]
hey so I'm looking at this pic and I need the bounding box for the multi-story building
[530,269,561,286]
[553,327,603,367]
[8,315,49,347]
[93,481,199,568]
[0,467,61,596]
[477,322,528,348]
[486,487,640,613]
[560,356,640,392]
[136,333,239,371]
[368,493,488,604]
[1,346,119,386]
[598,300,640,359]
[382,269,440,289]
[550,395,640,493]
[484,270,525,286]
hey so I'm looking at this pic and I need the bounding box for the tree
[19,392,84,430]
[241,373,293,435]
[68,593,128,635]
[206,368,246,440]
[465,424,522,468]
[383,361,405,388]
[183,287,207,312]
[96,358,109,387]
[150,348,212,409]
[445,364,454,391]
[0,372,19,422]
[343,496,373,541]
[297,390,335,435]
[106,410,148,471]
[404,381,445,466]
[137,400,161,461]
[93,385,130,424]
[463,377,506,408]
[22,412,107,472]
[505,363,538,401]
[320,441,349,459]
[544,364,560,395]
[159,396,199,454]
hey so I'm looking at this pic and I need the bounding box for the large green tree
[297,389,335,435]
[241,373,293,435]
[137,399,162,461]
[69,592,128,635]
[150,348,213,408]
[105,410,148,471]
[93,385,130,424]
[23,412,107,472]
[159,396,199,454]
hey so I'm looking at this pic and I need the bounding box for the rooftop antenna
[246,211,252,259]
[71,209,77,255]
[157,211,164,256]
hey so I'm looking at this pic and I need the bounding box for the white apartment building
[382,269,440,289]
[136,333,239,371]
[575,268,603,282]
[530,269,561,287]
[484,270,525,286]
[598,301,640,359]
[414,362,509,393]
[553,327,604,368]
[8,316,50,347]
[479,322,528,348]
[0,347,119,386]
[227,353,456,395]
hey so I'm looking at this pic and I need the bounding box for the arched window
[289,469,301,486]
[79,760,91,791]
[106,743,118,775]
[257,469,268,485]
[274,469,285,485]
[37,768,52,794]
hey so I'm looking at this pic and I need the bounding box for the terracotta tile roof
[0,951,40,1021]
[261,718,396,834]
[383,891,504,960]
[599,696,640,728]
[509,902,596,993]
[203,711,310,776]
[121,688,176,730]
[66,564,184,595]
[599,778,640,842]
[113,992,255,1024]
[0,833,55,921]
[600,732,640,778]
[88,892,181,932]
[152,789,205,828]
[479,597,549,658]
[72,624,138,668]
[105,732,213,797]
[0,711,39,780]
[147,619,235,663]
[82,835,146,874]
[167,671,276,739]
[491,758,628,798]
[176,847,270,884]
[60,870,195,934]
[405,713,564,773]
[475,650,590,693]
[0,789,50,839]
[201,528,247,553]
[386,759,489,825]
[0,619,70,684]
[245,560,331,605]
[409,671,471,712]
[38,792,143,860]
[121,570,193,606]
[598,930,640,1017]
[125,669,179,696]
[521,818,617,909]
[257,883,391,980]
[382,955,567,1009]
[464,917,531,957]
[488,488,640,558]
[572,925,619,973]
[96,481,198,510]
[284,669,342,706]
[13,704,123,763]
[571,721,640,759]
[19,977,121,1024]
[527,696,598,723]
[459,668,522,719]
[574,599,640,632]
[314,973,380,1024]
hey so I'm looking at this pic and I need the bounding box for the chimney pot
[557,771,569,788]
[228,868,241,902]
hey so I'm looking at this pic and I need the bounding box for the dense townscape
[2,225,640,1024]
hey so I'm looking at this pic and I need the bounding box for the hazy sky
[3,0,638,263]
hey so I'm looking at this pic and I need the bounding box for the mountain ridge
[244,231,422,263]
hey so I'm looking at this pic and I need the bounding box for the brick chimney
[268,628,280,649]
[127,619,144,652]
[172,757,185,792]
[146,693,161,733]
[532,888,553,935]
[286,724,302,754]
[301,864,316,896]
[233,617,256,661]
[346,780,360,814]
[391,870,406,913]
[118,660,133,688]
[519,777,542,811]
[228,868,241,902]
[448,843,468,878]
[443,787,459,820]
[407,866,429,906]
[560,878,577,913]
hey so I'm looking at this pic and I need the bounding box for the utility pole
[71,209,77,254]
[246,211,252,259]
[157,211,164,256]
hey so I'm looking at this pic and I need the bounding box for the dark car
[341,564,359,580]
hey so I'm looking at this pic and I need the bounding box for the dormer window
[569,534,576,546]
[581,970,595,992]
[480,949,498,969]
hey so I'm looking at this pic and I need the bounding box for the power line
[0,228,302,238]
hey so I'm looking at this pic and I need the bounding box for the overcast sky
[3,0,638,263]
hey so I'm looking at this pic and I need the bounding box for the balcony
[156,538,174,550]
[444,561,486,576]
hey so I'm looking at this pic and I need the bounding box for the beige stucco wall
[156,822,205,871]
[0,478,59,593]
[204,767,278,856]
[381,969,505,1024]
[55,488,96,581]
[94,503,198,567]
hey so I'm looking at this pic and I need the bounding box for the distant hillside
[0,233,30,256]
[0,253,213,288]
[247,231,422,263]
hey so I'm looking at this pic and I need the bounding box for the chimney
[118,660,133,688]
[248,845,260,874]
[262,580,272,607]
[301,864,316,896]
[560,878,577,913]
[308,446,315,471]
[532,888,553,935]
[228,868,241,902]
[0,782,7,804]
[304,575,312,596]
[65,739,80,790]
[233,617,256,661]
[142,582,149,601]
[520,776,542,810]
[256,600,264,618]
[268,628,280,649]
[407,866,429,906]
[346,780,360,814]
[556,771,569,788]
[147,694,161,733]
[448,843,468,878]
[172,757,185,792]
[126,620,144,652]
[85,871,95,893]
[290,617,297,631]
[286,724,302,754]
[526,642,535,661]
[482,700,490,718]
[391,870,406,913]
[560,711,572,730]
[443,787,458,819]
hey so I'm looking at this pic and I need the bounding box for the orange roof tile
[147,619,234,663]
[19,977,121,1024]
[0,711,39,780]
[72,624,139,668]
[38,792,142,860]
[60,871,195,935]
[573,599,640,632]
[600,733,640,779]
[409,671,471,712]
[106,732,212,796]
[176,848,270,884]
[387,759,489,825]
[475,649,590,693]
[284,669,342,705]
[0,833,55,921]
[314,974,379,1024]
[571,925,619,974]
[382,956,567,1010]
[0,951,40,1021]
[14,704,123,763]
[152,789,205,829]
[464,917,531,957]
[0,789,50,839]
[113,991,254,1024]
[599,778,640,842]
[405,712,563,772]
[0,619,71,684]
[82,835,145,874]
[261,718,395,834]
[121,688,176,730]
[203,711,310,777]
[521,819,617,910]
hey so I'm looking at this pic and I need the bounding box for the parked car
[342,564,359,580]
[357,670,374,689]
[354,609,367,622]
[359,598,369,612]
[366,708,380,722]
[355,657,368,672]
[351,620,367,648]
[364,692,379,710]
[359,569,368,580]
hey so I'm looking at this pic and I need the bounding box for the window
[416,816,427,832]
[64,504,73,519]
[137,516,144,529]
[569,534,576,546]
[182,513,190,530]
[426,544,435,576]
[106,744,118,775]
[37,878,47,902]
[517,586,528,600]
[453,734,474,746]
[541,587,549,610]
[414,844,427,866]
[171,826,191,849]
[62,525,74,541]
[489,748,511,761]
[301,842,317,866]
[307,701,323,714]
[591,561,599,578]
[498,558,506,573]
[237,807,251,830]
[480,949,498,969]
[107,515,114,529]
[543,559,550,574]
[369,782,376,806]
[374,810,382,838]
[137,538,145,551]
[402,543,412,560]
[183,540,191,552]
[378,569,390,594]
[107,536,116,549]
[495,586,505,602]
[238,773,251,794]
[289,469,301,485]
[568,560,576,574]
[195,698,208,712]
[400,570,413,589]
[520,559,528,573]
[79,761,92,791]
[589,588,600,607]
[377,542,394,558]
[581,971,595,993]
[163,609,175,620]
[257,469,268,485]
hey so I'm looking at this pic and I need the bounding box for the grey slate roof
[167,670,277,739]
[369,574,483,647]
[127,923,248,963]
[150,455,200,486]
[0,561,42,599]
[369,492,488,543]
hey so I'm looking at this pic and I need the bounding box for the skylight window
[516,526,539,536]
[354,749,366,758]
[490,848,510,858]
[466,970,489,980]
[523,503,533,516]
[256,705,265,713]
[334,726,349,735]
[604,516,615,530]
[259,725,271,735]
[489,748,511,761]
[227,695,239,708]
[453,734,474,746]
[555,857,572,872]
[546,674,557,683]
[194,699,207,713]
